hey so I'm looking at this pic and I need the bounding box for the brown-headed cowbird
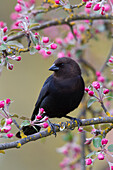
[16,57,85,138]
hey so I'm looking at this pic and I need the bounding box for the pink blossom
[36,115,42,120]
[111,166,113,170]
[4,126,11,133]
[92,81,100,90]
[97,76,105,83]
[15,56,21,61]
[84,138,92,145]
[104,4,111,12]
[101,138,108,145]
[67,51,71,57]
[43,122,48,128]
[79,24,85,32]
[43,37,49,43]
[15,4,22,12]
[85,158,92,165]
[3,36,7,41]
[58,52,65,58]
[6,118,13,125]
[30,0,36,4]
[39,108,45,114]
[46,51,51,55]
[55,0,60,4]
[3,27,7,33]
[10,13,19,21]
[88,91,94,96]
[7,63,14,70]
[85,88,89,92]
[93,4,101,11]
[0,101,5,108]
[67,32,74,40]
[98,153,104,160]
[96,71,101,77]
[86,2,92,8]
[7,133,13,138]
[36,45,41,51]
[85,7,91,14]
[0,21,5,28]
[51,44,57,49]
[103,89,109,94]
[78,127,83,132]
[56,38,63,45]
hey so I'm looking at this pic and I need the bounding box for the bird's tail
[16,125,41,138]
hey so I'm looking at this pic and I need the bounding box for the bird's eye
[56,63,64,67]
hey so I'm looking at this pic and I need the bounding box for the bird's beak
[49,64,59,71]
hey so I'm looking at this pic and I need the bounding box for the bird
[16,57,85,138]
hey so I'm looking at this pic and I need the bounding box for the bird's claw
[47,120,57,137]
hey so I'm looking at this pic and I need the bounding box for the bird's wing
[31,75,53,120]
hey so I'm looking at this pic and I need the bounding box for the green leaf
[100,124,110,130]
[30,47,37,55]
[86,151,97,158]
[11,114,19,118]
[63,132,73,142]
[0,44,7,51]
[87,97,97,108]
[29,23,39,29]
[108,144,113,152]
[83,126,93,132]
[20,120,30,128]
[6,41,24,48]
[1,118,5,126]
[19,116,29,120]
[93,137,101,148]
[30,32,39,46]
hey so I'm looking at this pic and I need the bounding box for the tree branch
[7,14,113,42]
[1,116,113,150]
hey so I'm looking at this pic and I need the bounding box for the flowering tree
[0,0,113,169]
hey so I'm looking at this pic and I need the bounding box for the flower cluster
[57,132,81,170]
[85,81,109,107]
[21,108,49,130]
[86,138,113,169]
[0,99,13,138]
[85,0,111,15]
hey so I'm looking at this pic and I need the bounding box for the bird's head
[49,57,81,78]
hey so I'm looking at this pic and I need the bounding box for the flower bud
[93,4,101,11]
[36,115,42,120]
[6,118,13,125]
[7,133,13,138]
[39,108,45,114]
[43,122,48,128]
[92,81,100,90]
[88,91,94,96]
[97,76,105,83]
[55,0,60,4]
[0,101,5,108]
[85,158,92,165]
[85,88,89,92]
[86,2,92,8]
[3,36,7,41]
[6,98,11,105]
[98,153,104,160]
[43,37,49,43]
[103,89,109,94]
[78,127,83,132]
[96,71,101,77]
[101,138,108,145]
[36,45,41,51]
[3,27,7,33]
[51,43,57,49]
[7,63,14,70]
[46,51,51,55]
[4,126,11,133]
[15,56,21,61]
[15,4,22,12]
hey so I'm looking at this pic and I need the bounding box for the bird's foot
[65,116,82,129]
[47,120,59,137]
